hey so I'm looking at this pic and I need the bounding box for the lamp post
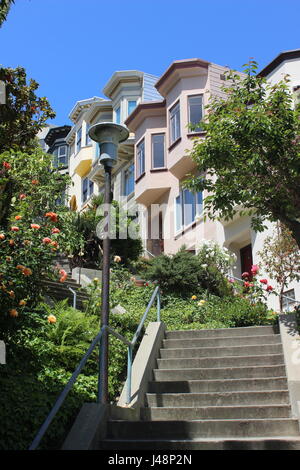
[88,122,129,404]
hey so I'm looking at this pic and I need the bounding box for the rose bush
[0,149,84,320]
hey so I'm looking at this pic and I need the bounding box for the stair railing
[29,285,161,451]
[228,274,300,312]
[67,285,77,309]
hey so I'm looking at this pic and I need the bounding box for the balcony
[72,147,93,177]
[135,168,174,206]
[88,139,134,185]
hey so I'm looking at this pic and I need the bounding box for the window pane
[170,102,180,143]
[86,123,91,145]
[137,140,145,177]
[175,195,182,232]
[196,191,203,215]
[183,189,195,226]
[77,127,82,152]
[128,100,137,115]
[89,179,94,195]
[188,95,203,131]
[152,134,165,168]
[124,163,134,195]
[115,106,121,124]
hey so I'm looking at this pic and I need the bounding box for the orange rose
[15,215,22,220]
[9,309,18,317]
[0,234,5,240]
[30,224,40,230]
[47,315,57,324]
[11,226,19,232]
[19,299,27,306]
[23,268,32,276]
[31,179,39,185]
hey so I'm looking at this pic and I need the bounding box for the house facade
[65,51,299,311]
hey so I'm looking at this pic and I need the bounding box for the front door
[240,244,253,277]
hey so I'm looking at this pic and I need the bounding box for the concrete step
[157,354,284,370]
[141,405,291,420]
[145,390,290,407]
[101,437,300,450]
[42,279,83,290]
[148,377,289,393]
[159,343,283,359]
[107,418,300,439]
[153,364,286,381]
[166,325,278,339]
[163,334,281,349]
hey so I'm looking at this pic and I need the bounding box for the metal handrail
[29,286,161,450]
[228,274,300,310]
[67,286,77,309]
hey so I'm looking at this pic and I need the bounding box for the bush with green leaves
[145,246,232,298]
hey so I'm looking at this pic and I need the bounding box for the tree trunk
[278,216,300,250]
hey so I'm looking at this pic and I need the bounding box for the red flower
[244,281,250,288]
[42,237,52,244]
[51,227,60,234]
[30,224,40,230]
[51,241,58,248]
[19,194,26,200]
[260,279,268,284]
[266,285,273,292]
[251,264,259,276]
[11,226,19,232]
[3,162,11,170]
[31,179,39,185]
[242,272,249,278]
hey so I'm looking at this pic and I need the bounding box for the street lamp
[88,122,129,404]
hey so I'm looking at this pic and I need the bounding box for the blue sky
[0,0,299,126]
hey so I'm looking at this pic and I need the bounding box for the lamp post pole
[88,122,129,404]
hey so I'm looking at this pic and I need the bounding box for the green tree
[258,222,300,311]
[0,66,55,152]
[186,60,300,248]
[0,0,14,26]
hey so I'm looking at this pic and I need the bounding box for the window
[282,289,296,312]
[76,127,82,153]
[124,163,134,196]
[128,100,137,116]
[52,145,68,167]
[169,101,181,144]
[188,95,203,132]
[82,177,94,203]
[136,139,145,178]
[115,106,121,124]
[152,134,165,168]
[86,123,91,146]
[175,189,203,231]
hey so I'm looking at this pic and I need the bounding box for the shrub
[145,246,232,298]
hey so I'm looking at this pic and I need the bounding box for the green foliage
[0,66,55,152]
[145,246,232,298]
[0,0,14,27]
[186,60,300,248]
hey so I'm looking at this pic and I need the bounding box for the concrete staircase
[41,276,89,311]
[103,325,300,450]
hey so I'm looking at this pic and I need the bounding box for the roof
[44,125,71,146]
[155,58,210,93]
[258,49,300,77]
